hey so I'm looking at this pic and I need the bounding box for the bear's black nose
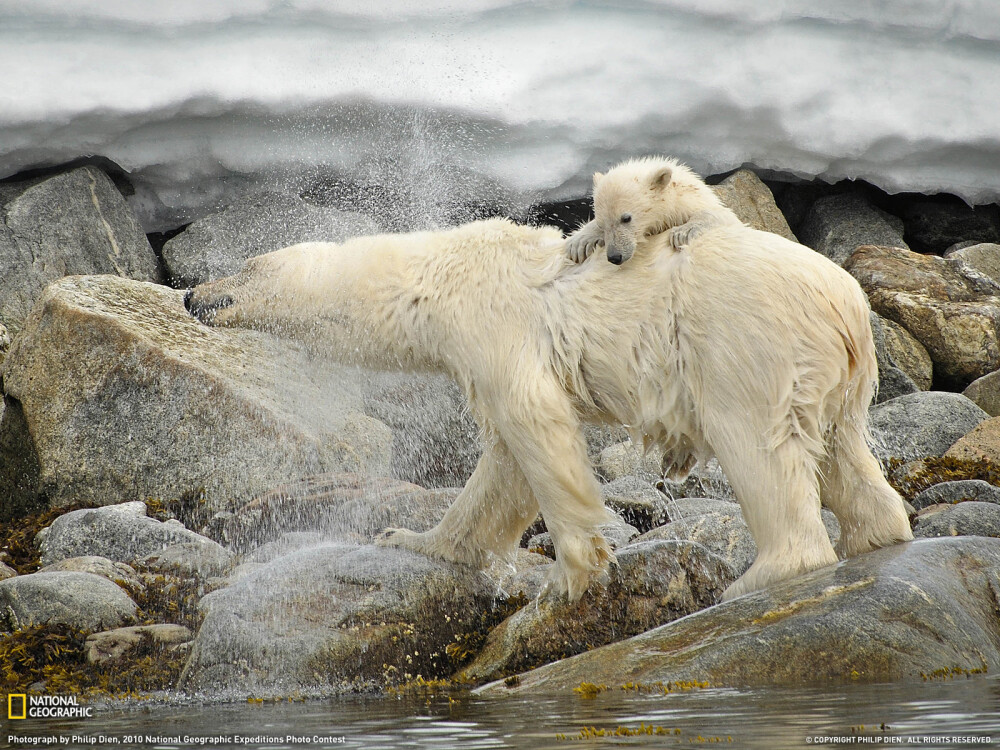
[184,289,234,322]
[183,289,195,312]
[607,254,624,265]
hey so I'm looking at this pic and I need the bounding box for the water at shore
[10,675,1000,749]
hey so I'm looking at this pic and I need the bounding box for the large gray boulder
[479,537,1000,693]
[0,275,391,517]
[180,543,498,694]
[799,193,907,266]
[0,167,160,336]
[37,502,225,566]
[0,571,137,632]
[869,391,989,462]
[161,191,379,287]
[913,502,1000,539]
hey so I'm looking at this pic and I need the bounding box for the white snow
[1,0,999,229]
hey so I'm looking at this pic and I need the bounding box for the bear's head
[591,156,723,264]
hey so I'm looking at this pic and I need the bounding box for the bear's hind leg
[377,430,539,568]
[819,425,913,558]
[715,435,839,601]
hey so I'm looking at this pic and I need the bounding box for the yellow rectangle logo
[8,693,27,719]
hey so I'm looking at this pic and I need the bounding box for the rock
[895,199,1000,253]
[0,276,391,515]
[657,458,735,501]
[662,497,740,521]
[0,394,44,521]
[0,562,15,581]
[85,624,193,665]
[597,439,661,481]
[479,537,1000,692]
[362,372,479,488]
[37,556,144,592]
[963,370,1000,416]
[0,321,9,367]
[241,532,329,565]
[711,170,797,241]
[913,502,1000,539]
[0,571,137,632]
[869,392,988,462]
[461,540,734,683]
[911,480,1000,510]
[601,476,671,531]
[37,502,227,567]
[634,506,757,576]
[208,473,456,554]
[945,416,1000,464]
[946,243,1000,287]
[494,550,555,600]
[846,244,1000,388]
[880,316,933,391]
[161,191,379,287]
[798,193,908,266]
[869,312,919,402]
[136,542,236,579]
[0,167,160,336]
[179,543,498,694]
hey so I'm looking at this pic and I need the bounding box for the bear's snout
[607,252,624,265]
[184,288,234,324]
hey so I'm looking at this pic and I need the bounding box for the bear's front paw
[564,222,604,264]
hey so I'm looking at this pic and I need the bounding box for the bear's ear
[592,171,604,186]
[651,166,672,190]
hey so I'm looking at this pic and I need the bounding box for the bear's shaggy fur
[186,158,912,601]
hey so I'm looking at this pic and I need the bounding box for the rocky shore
[2,163,1000,699]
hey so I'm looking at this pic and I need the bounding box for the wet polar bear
[185,157,912,602]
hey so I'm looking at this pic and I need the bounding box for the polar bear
[185,163,912,602]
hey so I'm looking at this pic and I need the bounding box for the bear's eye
[621,213,632,224]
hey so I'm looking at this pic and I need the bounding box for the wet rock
[494,550,555,600]
[657,458,735,501]
[480,537,1000,692]
[846,244,1000,388]
[635,506,756,576]
[0,322,9,367]
[461,540,733,683]
[963,370,1000,417]
[180,543,498,694]
[208,473,456,554]
[597,439,661,481]
[0,276,391,515]
[242,532,329,565]
[0,571,137,632]
[945,416,1000,465]
[799,194,907,266]
[362,372,479,488]
[870,312,919,402]
[85,623,193,665]
[38,502,226,567]
[911,480,1000,510]
[0,562,16,581]
[136,542,236,579]
[869,392,988,462]
[913,502,1000,539]
[0,167,161,336]
[601,476,671,531]
[880,316,933,391]
[946,243,1000,287]
[662,497,740,521]
[38,556,144,592]
[711,170,796,241]
[162,191,379,287]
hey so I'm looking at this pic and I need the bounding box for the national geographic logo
[7,695,93,719]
